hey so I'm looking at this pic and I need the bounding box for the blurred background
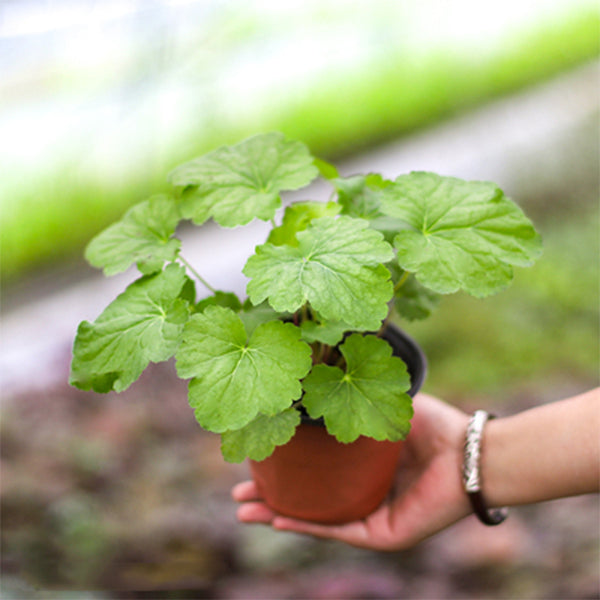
[1,0,599,598]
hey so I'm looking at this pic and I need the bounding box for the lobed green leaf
[335,174,390,220]
[238,300,283,338]
[302,334,413,443]
[175,306,312,433]
[380,172,543,297]
[300,319,350,346]
[334,175,406,243]
[220,408,300,463]
[394,276,441,321]
[195,291,242,313]
[85,195,181,276]
[244,216,394,331]
[70,264,190,393]
[267,201,340,247]
[168,132,319,227]
[388,263,440,321]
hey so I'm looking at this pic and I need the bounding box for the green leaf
[70,264,190,393]
[313,157,340,180]
[168,132,319,227]
[179,276,197,305]
[244,216,394,331]
[195,291,242,313]
[302,334,413,443]
[85,195,181,276]
[335,174,390,220]
[175,306,312,433]
[380,172,543,297]
[220,408,300,463]
[394,275,441,321]
[334,175,405,243]
[267,201,340,246]
[239,300,282,338]
[388,263,440,321]
[300,319,349,346]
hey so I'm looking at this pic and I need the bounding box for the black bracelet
[463,410,509,526]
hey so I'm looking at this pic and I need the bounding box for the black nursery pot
[249,324,428,525]
[384,323,427,398]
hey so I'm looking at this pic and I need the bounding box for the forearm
[481,388,600,507]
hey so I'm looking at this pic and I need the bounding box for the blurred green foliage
[272,10,600,155]
[1,9,598,282]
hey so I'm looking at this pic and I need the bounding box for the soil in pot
[249,325,426,525]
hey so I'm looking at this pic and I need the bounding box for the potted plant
[70,132,542,524]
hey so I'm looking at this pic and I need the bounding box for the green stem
[377,311,393,338]
[375,272,411,337]
[393,270,410,294]
[301,303,309,324]
[179,255,217,294]
[312,341,324,365]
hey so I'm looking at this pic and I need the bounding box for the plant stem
[377,311,393,338]
[178,255,217,294]
[375,271,410,337]
[301,303,309,324]
[321,343,332,365]
[312,342,323,364]
[393,270,410,294]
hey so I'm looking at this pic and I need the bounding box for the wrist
[479,416,515,507]
[477,413,536,508]
[481,390,600,506]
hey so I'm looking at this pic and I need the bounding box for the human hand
[232,393,473,551]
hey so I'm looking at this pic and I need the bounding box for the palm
[232,394,472,551]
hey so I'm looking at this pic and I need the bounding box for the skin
[232,389,600,551]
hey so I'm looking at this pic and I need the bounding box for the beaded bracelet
[463,410,509,525]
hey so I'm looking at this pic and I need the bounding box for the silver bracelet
[463,410,509,525]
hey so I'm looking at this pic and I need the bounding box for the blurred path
[1,61,598,396]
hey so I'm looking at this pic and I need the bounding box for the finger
[237,501,277,524]
[231,480,261,502]
[272,516,370,548]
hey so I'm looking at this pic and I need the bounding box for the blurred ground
[1,63,599,598]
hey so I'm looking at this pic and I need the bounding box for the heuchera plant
[70,132,542,462]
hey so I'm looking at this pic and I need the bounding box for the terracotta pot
[249,325,427,525]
